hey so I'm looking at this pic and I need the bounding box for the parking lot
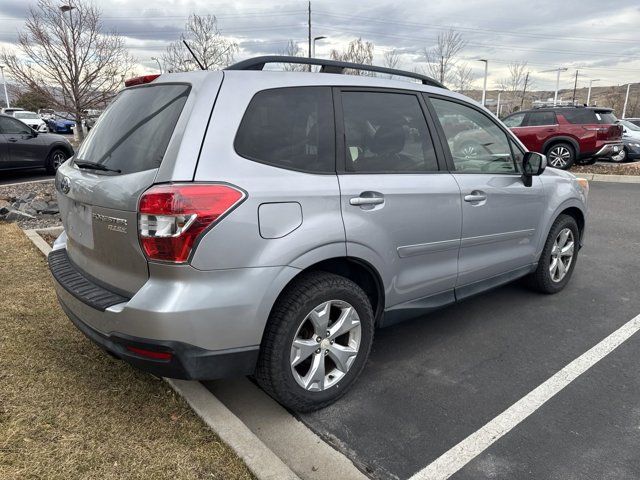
[288,181,640,479]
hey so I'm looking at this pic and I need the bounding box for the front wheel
[256,272,374,412]
[528,214,579,294]
[546,143,575,170]
[46,148,69,174]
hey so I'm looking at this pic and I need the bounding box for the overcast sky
[1,0,639,93]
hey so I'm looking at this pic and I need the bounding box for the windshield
[620,120,640,131]
[15,112,39,119]
[75,84,190,175]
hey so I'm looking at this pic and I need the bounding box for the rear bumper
[593,142,623,158]
[59,299,259,380]
[49,240,299,380]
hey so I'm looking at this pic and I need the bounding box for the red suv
[503,107,623,169]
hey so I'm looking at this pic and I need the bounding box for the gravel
[0,180,62,229]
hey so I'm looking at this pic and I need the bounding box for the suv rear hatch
[593,109,623,141]
[56,74,221,296]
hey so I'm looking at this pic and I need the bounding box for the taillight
[138,184,245,263]
[124,74,160,87]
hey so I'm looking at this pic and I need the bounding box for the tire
[576,156,597,165]
[46,148,68,174]
[256,271,375,412]
[546,142,575,170]
[528,214,579,294]
[611,147,627,163]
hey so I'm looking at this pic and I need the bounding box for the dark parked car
[0,113,74,174]
[503,107,623,169]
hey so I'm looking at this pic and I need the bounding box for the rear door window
[75,84,190,175]
[340,91,439,173]
[234,87,335,173]
[526,111,556,126]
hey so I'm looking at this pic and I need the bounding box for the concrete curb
[0,178,54,187]
[575,173,640,183]
[168,379,300,480]
[21,227,301,480]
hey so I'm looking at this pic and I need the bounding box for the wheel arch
[542,136,580,157]
[47,142,74,160]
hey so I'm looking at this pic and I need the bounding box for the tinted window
[75,84,190,175]
[595,111,617,124]
[560,109,597,124]
[235,87,334,173]
[341,92,438,173]
[430,98,518,174]
[0,117,32,134]
[503,113,525,128]
[527,111,556,126]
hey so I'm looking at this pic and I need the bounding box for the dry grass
[0,223,253,480]
[573,161,640,176]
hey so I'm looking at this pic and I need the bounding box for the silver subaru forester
[50,56,588,411]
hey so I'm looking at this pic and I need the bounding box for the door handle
[350,196,384,206]
[464,192,487,203]
[7,137,18,142]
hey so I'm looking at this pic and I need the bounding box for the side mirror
[522,151,546,187]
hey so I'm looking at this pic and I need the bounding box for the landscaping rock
[4,209,36,221]
[30,200,49,213]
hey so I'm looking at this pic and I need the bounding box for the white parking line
[409,313,640,480]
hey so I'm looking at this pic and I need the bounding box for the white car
[13,110,49,133]
[618,119,640,141]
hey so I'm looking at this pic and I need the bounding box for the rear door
[523,111,558,152]
[425,95,546,296]
[56,78,218,296]
[336,89,462,312]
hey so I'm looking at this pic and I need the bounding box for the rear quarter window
[560,109,598,124]
[234,87,335,174]
[75,84,190,175]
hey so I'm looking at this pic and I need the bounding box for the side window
[0,117,32,134]
[430,97,518,174]
[503,113,525,128]
[341,91,438,173]
[234,87,334,173]
[526,111,556,126]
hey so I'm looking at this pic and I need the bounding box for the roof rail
[225,55,447,89]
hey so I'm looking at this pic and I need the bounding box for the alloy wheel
[549,228,574,283]
[548,146,571,168]
[290,300,362,392]
[52,151,66,170]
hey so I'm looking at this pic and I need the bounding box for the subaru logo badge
[60,176,71,194]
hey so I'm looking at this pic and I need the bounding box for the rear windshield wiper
[74,161,121,174]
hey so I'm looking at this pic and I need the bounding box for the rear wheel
[546,143,575,170]
[256,271,374,412]
[528,214,579,294]
[46,148,68,174]
[611,147,627,163]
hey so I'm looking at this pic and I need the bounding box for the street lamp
[622,83,631,119]
[312,36,326,58]
[151,57,162,74]
[540,67,568,106]
[0,65,9,108]
[478,59,488,107]
[496,91,502,117]
[586,79,600,106]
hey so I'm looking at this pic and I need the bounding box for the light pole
[0,65,9,108]
[541,67,568,106]
[586,79,600,106]
[312,36,326,58]
[622,83,631,119]
[151,57,162,74]
[496,91,502,117]
[479,59,488,107]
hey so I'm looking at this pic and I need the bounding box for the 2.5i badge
[92,213,128,233]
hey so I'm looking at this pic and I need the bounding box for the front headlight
[629,143,640,148]
[576,177,589,196]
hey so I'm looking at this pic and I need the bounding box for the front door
[336,89,462,315]
[0,116,42,167]
[427,96,546,296]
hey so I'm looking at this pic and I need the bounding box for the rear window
[75,84,190,175]
[234,87,335,174]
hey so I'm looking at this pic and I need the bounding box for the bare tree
[423,29,466,85]
[0,0,133,140]
[497,61,529,95]
[279,39,306,71]
[163,14,237,72]
[383,49,400,70]
[330,38,374,75]
[453,63,475,93]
